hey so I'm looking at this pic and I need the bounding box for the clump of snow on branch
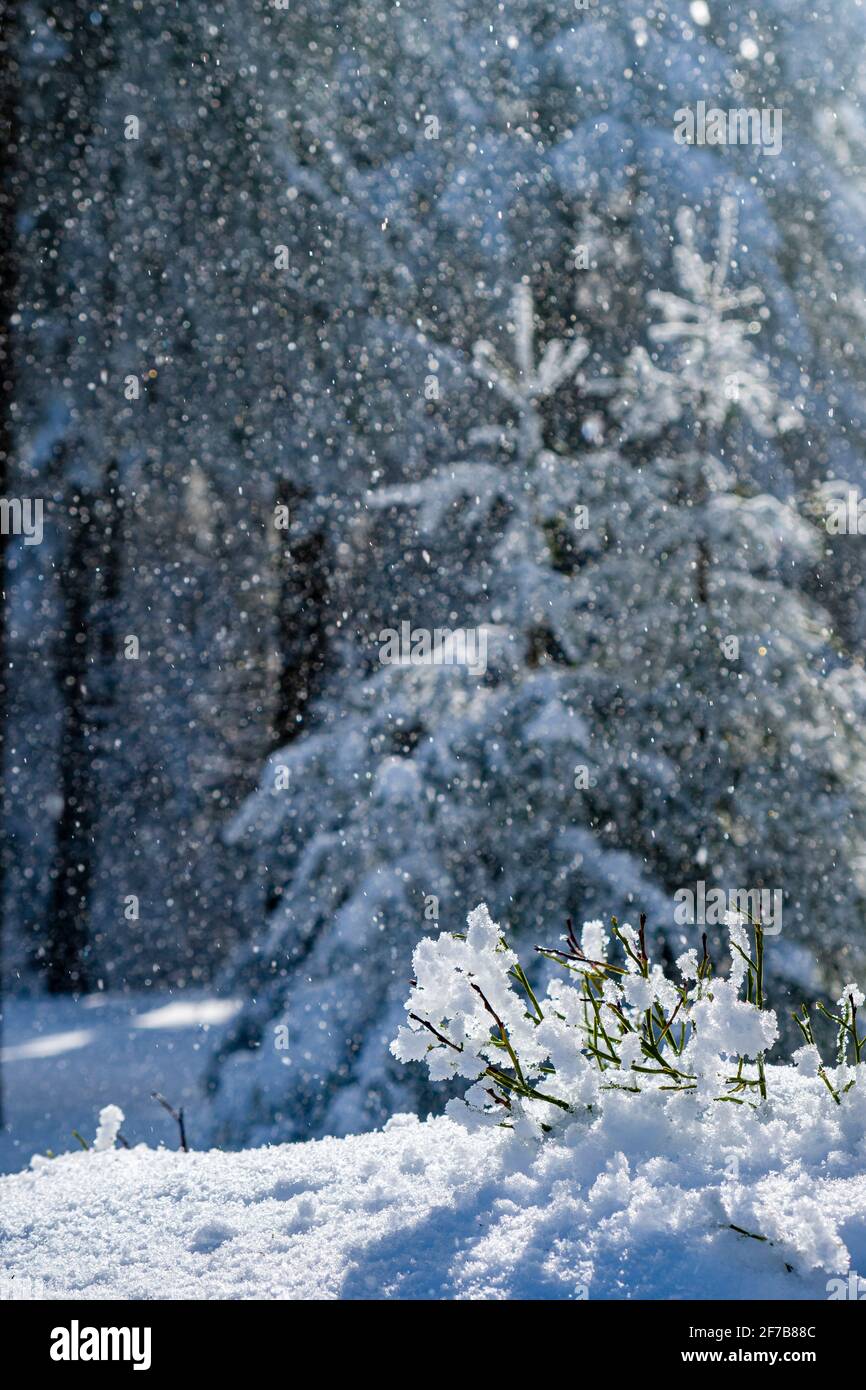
[393,904,862,1141]
[594,198,801,438]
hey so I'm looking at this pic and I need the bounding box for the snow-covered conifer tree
[206,0,866,1149]
[206,285,669,1146]
[211,198,866,1145]
[575,201,866,985]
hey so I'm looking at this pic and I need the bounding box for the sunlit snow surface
[2,1083,866,1300]
[0,993,241,1174]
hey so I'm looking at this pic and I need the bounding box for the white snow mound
[3,1071,866,1300]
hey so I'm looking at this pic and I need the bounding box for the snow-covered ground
[3,1071,865,1300]
[0,992,241,1174]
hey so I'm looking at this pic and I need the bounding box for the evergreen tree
[211,198,866,1142]
[207,285,669,1145]
[576,200,866,982]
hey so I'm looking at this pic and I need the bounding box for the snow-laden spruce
[212,195,866,1147]
[393,904,865,1138]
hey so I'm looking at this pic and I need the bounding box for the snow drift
[3,1073,866,1301]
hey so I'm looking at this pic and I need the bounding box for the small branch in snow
[152,1092,188,1152]
[470,981,526,1089]
[485,1087,512,1111]
[726,1223,768,1243]
[408,1013,463,1053]
[638,913,648,972]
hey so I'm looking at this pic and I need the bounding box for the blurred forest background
[3,0,866,1152]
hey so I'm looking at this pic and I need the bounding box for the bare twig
[638,913,648,972]
[408,1012,463,1052]
[471,980,533,1091]
[485,1087,512,1111]
[535,917,614,974]
[152,1092,189,1152]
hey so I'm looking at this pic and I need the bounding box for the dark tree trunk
[36,3,121,993]
[271,482,330,748]
[44,487,97,993]
[0,0,22,1119]
[86,466,124,803]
